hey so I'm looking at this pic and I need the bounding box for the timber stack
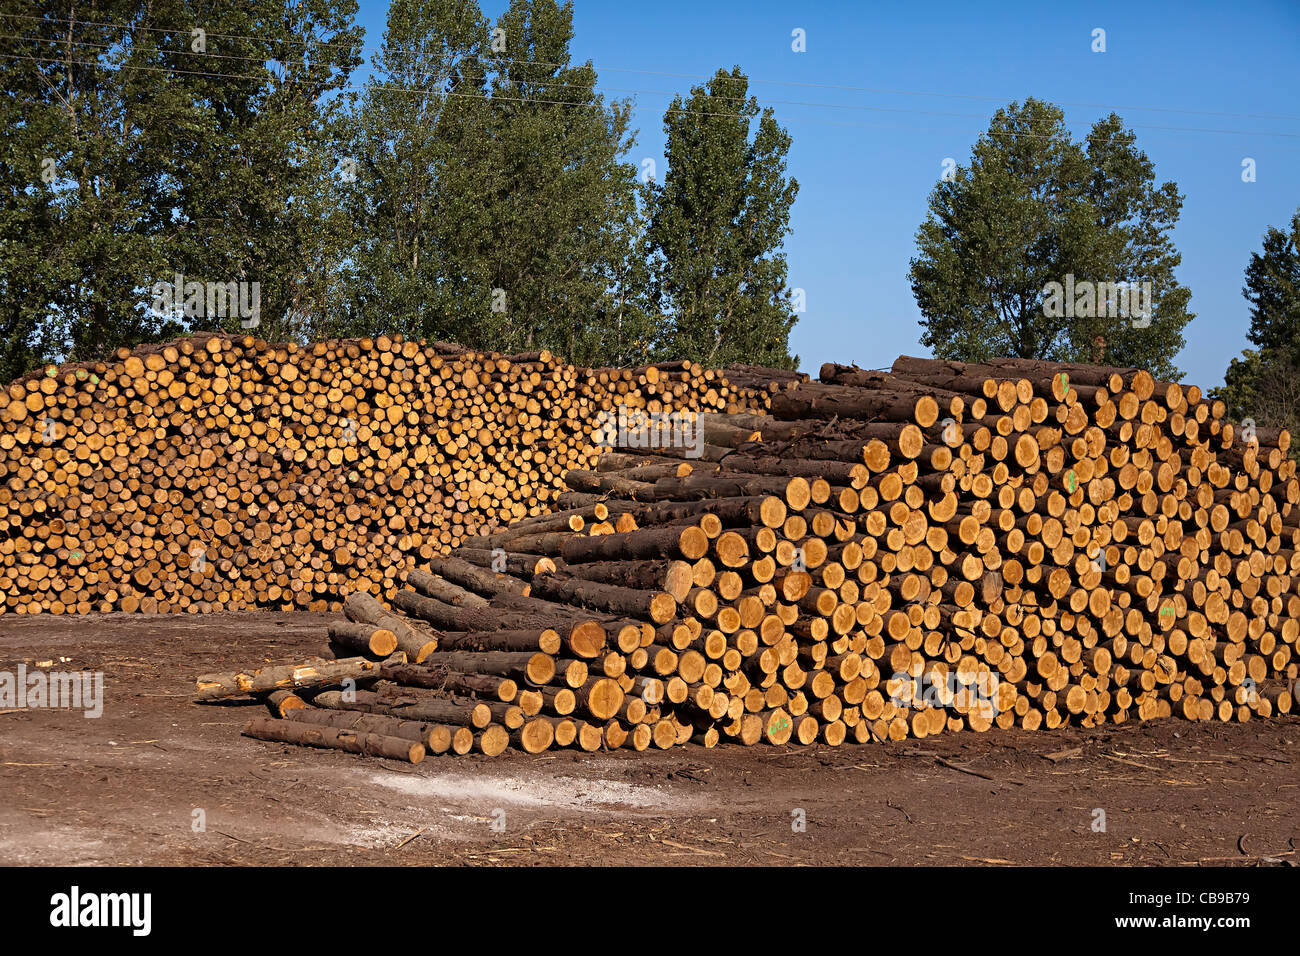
[0,334,779,614]
[208,354,1299,761]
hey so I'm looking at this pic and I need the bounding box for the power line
[24,28,1294,135]
[0,29,763,110]
[3,10,1298,125]
[0,30,346,68]
[0,31,1078,123]
[4,49,1298,144]
[0,11,360,55]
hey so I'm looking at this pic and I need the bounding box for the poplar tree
[644,66,800,369]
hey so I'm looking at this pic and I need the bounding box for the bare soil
[1,612,1296,866]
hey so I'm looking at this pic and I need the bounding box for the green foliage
[173,0,364,344]
[1,0,799,376]
[342,6,802,368]
[3,0,193,380]
[0,0,362,379]
[1211,209,1300,435]
[1241,209,1300,355]
[909,98,1192,379]
[336,0,490,344]
[343,0,650,365]
[644,67,800,369]
[1214,348,1300,438]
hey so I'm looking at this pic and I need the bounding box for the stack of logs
[0,334,781,614]
[202,355,1299,760]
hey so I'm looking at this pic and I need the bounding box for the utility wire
[3,10,1298,124]
[6,50,1299,145]
[15,29,1296,134]
[0,32,1101,123]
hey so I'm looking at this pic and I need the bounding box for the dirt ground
[1,611,1296,867]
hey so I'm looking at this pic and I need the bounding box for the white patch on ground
[366,766,683,812]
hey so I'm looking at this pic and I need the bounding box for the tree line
[0,0,801,382]
[4,3,1295,438]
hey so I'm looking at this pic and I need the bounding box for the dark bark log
[419,556,529,598]
[265,689,307,717]
[650,473,813,506]
[563,469,659,499]
[547,558,694,601]
[560,524,710,564]
[242,716,424,763]
[284,706,455,753]
[379,662,519,701]
[343,592,437,662]
[528,572,678,624]
[453,548,556,579]
[403,570,490,609]
[769,382,940,424]
[391,588,581,633]
[432,628,557,654]
[327,621,398,658]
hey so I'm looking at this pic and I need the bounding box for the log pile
[0,334,778,614]
[200,354,1300,760]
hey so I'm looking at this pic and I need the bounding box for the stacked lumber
[0,334,777,615]
[201,354,1300,760]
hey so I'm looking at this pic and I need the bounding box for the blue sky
[353,0,1300,388]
